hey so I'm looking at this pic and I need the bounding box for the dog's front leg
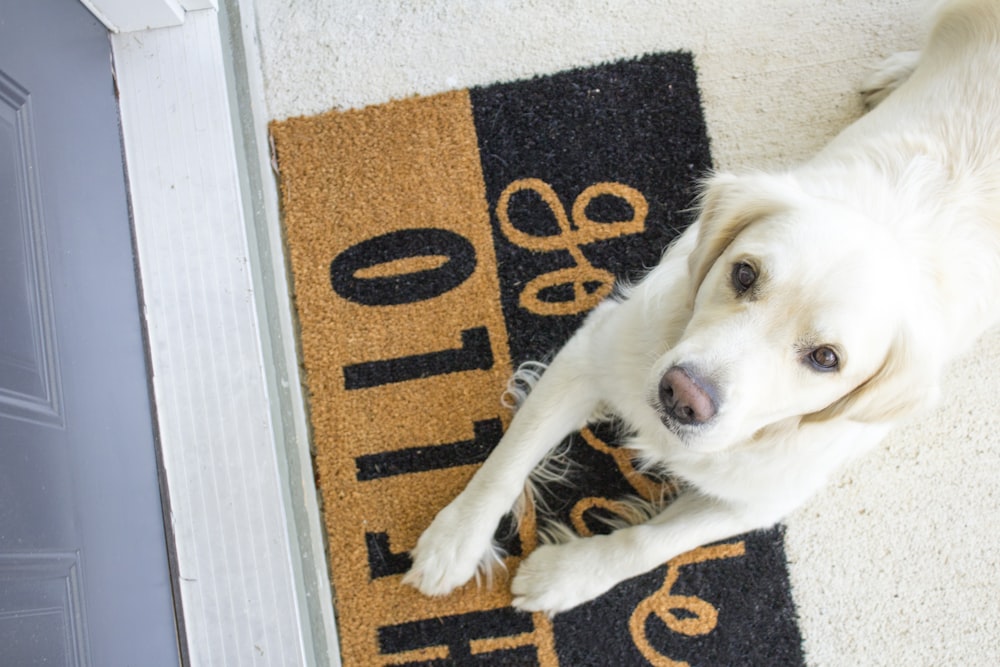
[404,329,604,597]
[511,490,783,615]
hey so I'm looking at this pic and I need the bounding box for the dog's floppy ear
[805,329,941,424]
[687,172,797,294]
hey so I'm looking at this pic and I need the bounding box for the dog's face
[649,173,935,453]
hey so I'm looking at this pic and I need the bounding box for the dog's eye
[808,346,840,372]
[731,262,757,294]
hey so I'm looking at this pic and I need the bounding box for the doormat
[270,52,804,667]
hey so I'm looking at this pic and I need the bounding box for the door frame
[89,2,340,665]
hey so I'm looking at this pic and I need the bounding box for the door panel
[0,552,87,664]
[0,70,62,429]
[0,1,180,664]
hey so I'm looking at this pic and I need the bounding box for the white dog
[404,0,1000,615]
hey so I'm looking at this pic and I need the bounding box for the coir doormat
[271,53,805,667]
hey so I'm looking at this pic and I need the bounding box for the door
[0,0,180,664]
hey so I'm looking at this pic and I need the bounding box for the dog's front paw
[403,501,502,597]
[511,539,618,615]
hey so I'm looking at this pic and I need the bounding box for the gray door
[0,0,180,664]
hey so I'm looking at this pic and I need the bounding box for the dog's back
[804,0,1000,360]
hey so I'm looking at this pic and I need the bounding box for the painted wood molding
[79,0,218,32]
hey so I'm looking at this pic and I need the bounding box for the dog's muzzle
[658,365,718,426]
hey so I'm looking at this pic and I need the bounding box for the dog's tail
[930,0,1000,51]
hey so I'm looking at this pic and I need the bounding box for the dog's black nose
[659,366,717,425]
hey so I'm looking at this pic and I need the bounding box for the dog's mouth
[656,407,708,437]
[646,391,709,441]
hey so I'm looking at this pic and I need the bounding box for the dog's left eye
[731,262,757,294]
[808,347,840,371]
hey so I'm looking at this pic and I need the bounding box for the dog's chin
[644,386,739,454]
[646,399,749,455]
[651,406,726,453]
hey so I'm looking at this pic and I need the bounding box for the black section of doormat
[468,52,806,666]
[470,52,711,358]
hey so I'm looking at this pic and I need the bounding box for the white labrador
[404,0,1000,614]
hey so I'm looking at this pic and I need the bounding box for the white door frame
[84,2,340,665]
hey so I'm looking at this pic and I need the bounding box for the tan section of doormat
[270,90,557,664]
[272,53,804,666]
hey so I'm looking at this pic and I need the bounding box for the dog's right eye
[731,262,757,294]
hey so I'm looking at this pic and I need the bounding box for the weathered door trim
[104,4,339,665]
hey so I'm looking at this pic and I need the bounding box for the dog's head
[649,172,942,452]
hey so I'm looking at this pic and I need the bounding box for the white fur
[403,0,1000,615]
